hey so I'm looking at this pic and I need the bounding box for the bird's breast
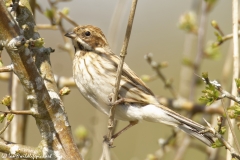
[73,53,115,114]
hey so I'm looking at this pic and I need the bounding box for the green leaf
[61,8,69,15]
[212,139,224,148]
[178,12,197,33]
[1,95,12,107]
[34,38,44,47]
[235,79,240,89]
[199,83,219,105]
[74,125,88,140]
[0,114,5,123]
[7,114,14,122]
[202,72,208,79]
[0,59,3,67]
[205,42,221,60]
[44,8,54,19]
[228,104,240,118]
[219,126,226,135]
[182,58,194,68]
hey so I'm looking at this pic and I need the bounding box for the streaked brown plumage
[65,25,214,146]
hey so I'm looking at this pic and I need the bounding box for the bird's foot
[109,98,125,106]
[108,93,125,106]
[103,135,116,148]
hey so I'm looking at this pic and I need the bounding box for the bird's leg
[108,121,138,147]
[108,98,125,106]
[108,93,125,106]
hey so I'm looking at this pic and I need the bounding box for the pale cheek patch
[76,37,92,50]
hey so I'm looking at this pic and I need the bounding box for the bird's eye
[85,31,91,36]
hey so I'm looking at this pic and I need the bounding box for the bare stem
[0,110,33,115]
[107,0,137,140]
[36,24,58,30]
[145,53,178,98]
[101,0,138,159]
[214,30,240,46]
[227,1,240,159]
[59,12,78,27]
[0,121,11,135]
[190,1,208,100]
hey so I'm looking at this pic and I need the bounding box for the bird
[65,25,214,146]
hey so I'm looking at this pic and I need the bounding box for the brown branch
[0,138,45,159]
[0,1,81,159]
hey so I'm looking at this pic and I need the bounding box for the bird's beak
[64,32,77,39]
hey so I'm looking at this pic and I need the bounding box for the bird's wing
[109,53,158,105]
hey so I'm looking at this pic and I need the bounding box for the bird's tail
[151,104,215,146]
[165,108,215,146]
[177,123,214,146]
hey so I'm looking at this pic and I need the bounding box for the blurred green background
[0,0,233,159]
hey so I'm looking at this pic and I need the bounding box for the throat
[77,42,84,50]
[75,50,86,56]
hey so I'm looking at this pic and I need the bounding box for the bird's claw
[103,135,116,148]
[109,98,125,106]
[108,93,125,106]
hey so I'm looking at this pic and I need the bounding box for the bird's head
[65,25,109,52]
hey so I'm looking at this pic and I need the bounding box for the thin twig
[201,118,240,159]
[54,75,75,88]
[221,100,240,154]
[107,0,138,141]
[189,0,208,100]
[58,13,75,59]
[157,96,224,115]
[9,73,18,143]
[59,12,78,27]
[0,110,33,115]
[160,129,177,149]
[144,53,178,98]
[173,135,191,160]
[101,0,138,159]
[36,24,58,30]
[203,78,240,105]
[0,120,11,135]
[214,30,240,47]
[0,65,13,72]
